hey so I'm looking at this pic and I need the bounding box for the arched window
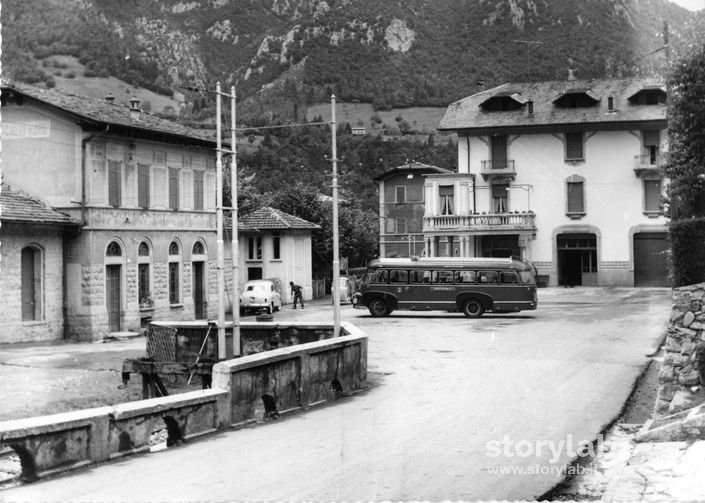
[106,241,122,256]
[137,241,152,307]
[192,241,204,255]
[21,246,42,321]
[168,241,181,304]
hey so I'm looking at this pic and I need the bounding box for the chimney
[477,80,486,93]
[567,68,577,81]
[129,98,141,120]
[104,95,115,104]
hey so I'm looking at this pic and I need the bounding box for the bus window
[432,270,454,284]
[455,270,476,284]
[519,270,536,284]
[500,271,519,284]
[410,270,432,283]
[390,269,409,284]
[373,269,389,283]
[478,271,498,284]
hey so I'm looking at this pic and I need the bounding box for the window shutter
[566,133,584,160]
[644,179,661,211]
[643,130,660,146]
[138,164,150,208]
[168,167,179,209]
[567,181,584,213]
[194,171,204,210]
[108,160,121,207]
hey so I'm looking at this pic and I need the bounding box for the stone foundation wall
[656,284,705,417]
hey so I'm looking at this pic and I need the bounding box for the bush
[669,218,705,287]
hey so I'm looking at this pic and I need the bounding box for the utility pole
[230,85,240,357]
[215,81,226,360]
[330,95,341,337]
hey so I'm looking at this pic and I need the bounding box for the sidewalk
[551,423,705,501]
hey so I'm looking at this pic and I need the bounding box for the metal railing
[480,159,516,174]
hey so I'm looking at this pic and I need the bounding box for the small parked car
[331,276,353,304]
[240,279,282,314]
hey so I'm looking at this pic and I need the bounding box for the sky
[669,0,705,11]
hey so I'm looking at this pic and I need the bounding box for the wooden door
[106,265,121,332]
[193,262,206,319]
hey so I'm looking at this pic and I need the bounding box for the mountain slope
[2,0,703,123]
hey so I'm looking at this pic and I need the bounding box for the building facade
[1,82,317,343]
[431,77,669,287]
[376,162,451,258]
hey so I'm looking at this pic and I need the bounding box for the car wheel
[368,298,390,317]
[463,298,484,318]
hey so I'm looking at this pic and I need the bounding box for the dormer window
[628,87,667,105]
[553,89,600,108]
[480,93,526,112]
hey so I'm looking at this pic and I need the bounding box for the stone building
[430,76,669,287]
[1,81,318,343]
[0,185,81,342]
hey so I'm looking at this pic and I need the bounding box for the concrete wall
[212,322,368,425]
[0,224,68,343]
[655,284,705,417]
[0,322,368,482]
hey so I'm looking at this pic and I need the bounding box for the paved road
[0,288,671,502]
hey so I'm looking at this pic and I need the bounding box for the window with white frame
[248,237,262,260]
[395,186,406,203]
[565,132,585,161]
[439,185,454,215]
[644,178,662,213]
[566,175,586,216]
[396,218,407,235]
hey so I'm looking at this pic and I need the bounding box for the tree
[665,43,705,286]
[665,43,705,220]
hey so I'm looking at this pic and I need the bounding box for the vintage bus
[358,256,538,318]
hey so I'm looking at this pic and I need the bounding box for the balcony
[480,160,516,181]
[423,211,536,233]
[634,154,664,177]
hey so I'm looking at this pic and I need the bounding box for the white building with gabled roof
[434,76,669,287]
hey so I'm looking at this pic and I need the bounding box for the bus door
[492,270,527,312]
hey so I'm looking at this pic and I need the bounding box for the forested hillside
[3,0,703,124]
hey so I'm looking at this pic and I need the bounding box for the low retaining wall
[655,283,705,417]
[213,322,368,425]
[0,389,226,482]
[0,322,367,483]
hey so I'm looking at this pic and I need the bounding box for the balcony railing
[480,160,516,180]
[423,212,536,232]
[634,154,664,177]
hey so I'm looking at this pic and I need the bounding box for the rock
[684,311,696,328]
[659,363,675,384]
[679,368,701,386]
[669,390,700,414]
[682,341,696,356]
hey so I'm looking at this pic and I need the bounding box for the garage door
[634,233,669,287]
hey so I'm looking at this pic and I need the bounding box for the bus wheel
[368,298,390,317]
[462,298,484,318]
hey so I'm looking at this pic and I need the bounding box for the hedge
[669,217,705,287]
